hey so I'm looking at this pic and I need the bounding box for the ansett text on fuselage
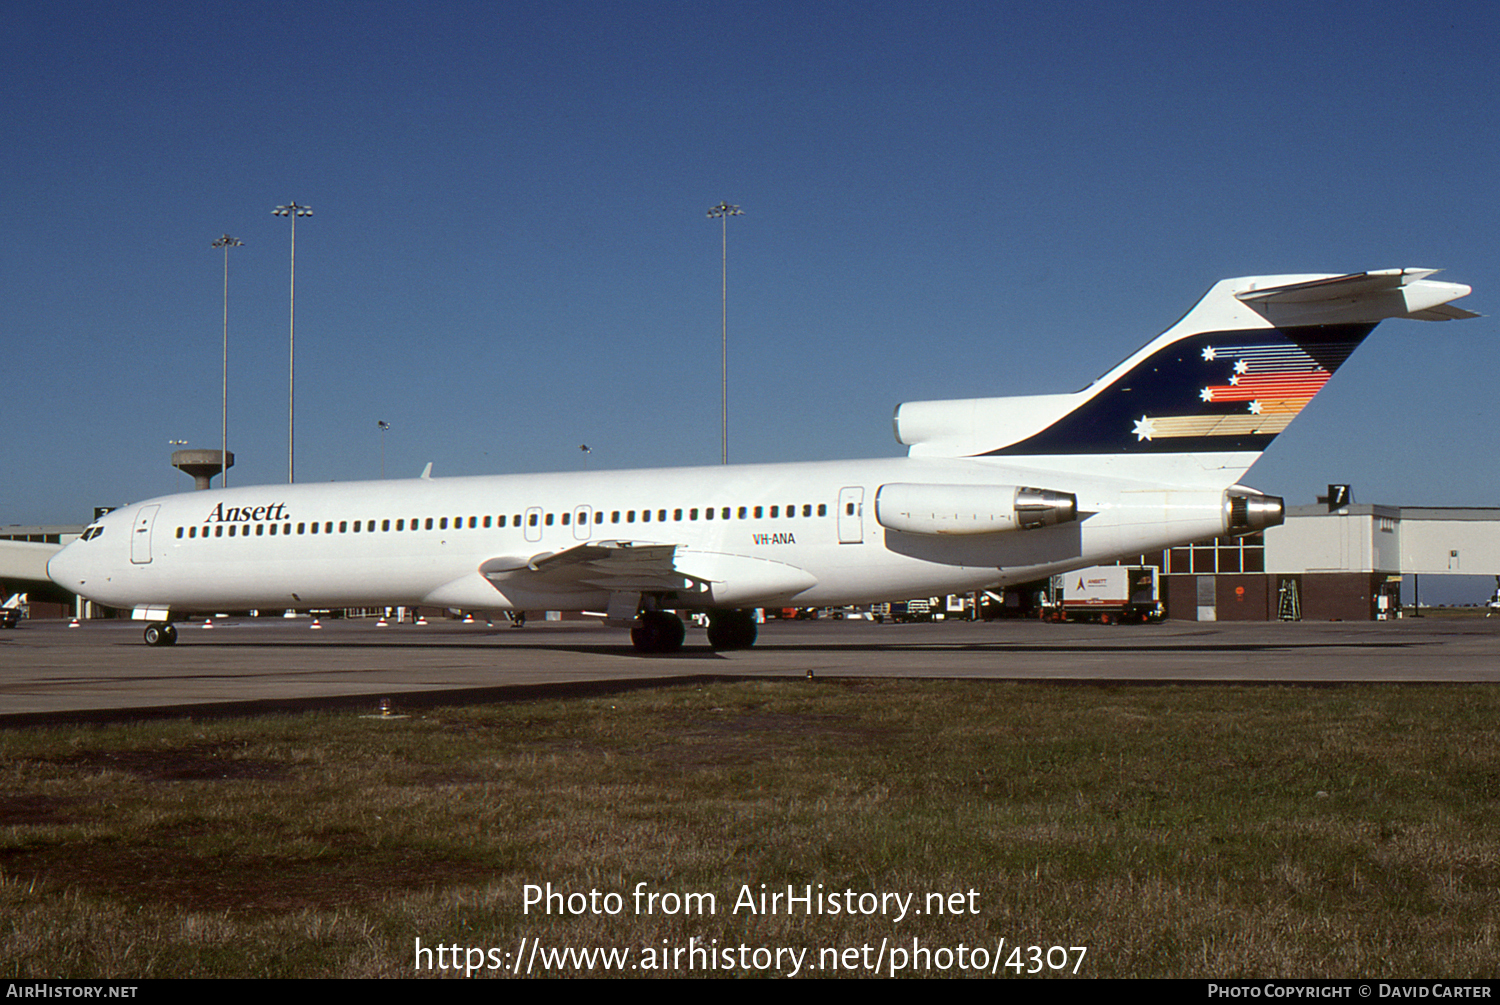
[203,502,291,524]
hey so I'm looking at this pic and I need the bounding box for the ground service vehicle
[1049,566,1162,624]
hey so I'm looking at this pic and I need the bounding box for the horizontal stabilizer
[1234,268,1476,326]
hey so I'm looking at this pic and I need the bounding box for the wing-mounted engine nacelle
[874,483,1078,536]
[1223,491,1284,536]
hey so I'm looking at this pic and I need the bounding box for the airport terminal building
[1129,503,1500,621]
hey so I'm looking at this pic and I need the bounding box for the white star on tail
[1132,415,1157,441]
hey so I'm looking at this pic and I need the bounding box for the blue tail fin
[895,268,1475,461]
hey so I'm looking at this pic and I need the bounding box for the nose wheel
[143,623,178,646]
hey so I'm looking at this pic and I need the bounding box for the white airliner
[47,268,1476,652]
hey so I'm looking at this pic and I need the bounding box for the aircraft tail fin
[895,268,1474,464]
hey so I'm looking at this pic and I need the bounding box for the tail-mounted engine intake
[1223,491,1284,535]
[875,483,1078,536]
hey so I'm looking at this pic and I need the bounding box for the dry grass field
[3,678,1499,977]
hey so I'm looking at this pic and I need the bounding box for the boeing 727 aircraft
[47,268,1476,652]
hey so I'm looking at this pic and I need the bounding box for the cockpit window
[81,526,104,541]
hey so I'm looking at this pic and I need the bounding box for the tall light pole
[273,202,312,483]
[212,235,242,487]
[377,420,390,479]
[706,201,742,465]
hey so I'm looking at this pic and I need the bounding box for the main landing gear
[631,610,686,654]
[143,623,178,646]
[629,608,760,654]
[705,608,758,651]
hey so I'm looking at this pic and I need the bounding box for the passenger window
[704,508,713,520]
[340,521,348,533]
[627,511,635,523]
[545,513,554,526]
[612,511,620,523]
[216,526,224,537]
[803,505,812,517]
[469,517,477,529]
[325,522,334,534]
[497,515,506,527]
[658,509,667,522]
[425,518,434,530]
[257,524,265,536]
[440,518,448,530]
[818,504,827,516]
[176,527,183,538]
[642,510,651,523]
[352,521,360,533]
[528,513,538,527]
[690,508,698,520]
[483,516,491,528]
[755,506,763,518]
[674,508,683,521]
[562,513,571,526]
[738,507,748,519]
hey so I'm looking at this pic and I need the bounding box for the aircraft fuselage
[47,454,1238,616]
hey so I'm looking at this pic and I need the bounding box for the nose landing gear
[143,623,178,646]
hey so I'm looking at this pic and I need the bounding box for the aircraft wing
[468,539,818,613]
[479,540,703,595]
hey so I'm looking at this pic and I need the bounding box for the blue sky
[4,1,1497,534]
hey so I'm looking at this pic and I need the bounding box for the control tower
[171,449,233,491]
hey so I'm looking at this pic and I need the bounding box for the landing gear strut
[631,610,685,654]
[706,608,758,650]
[143,623,178,646]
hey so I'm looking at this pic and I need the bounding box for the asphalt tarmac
[2,614,1499,724]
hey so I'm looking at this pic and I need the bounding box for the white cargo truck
[1048,567,1162,624]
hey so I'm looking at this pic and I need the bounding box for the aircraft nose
[47,542,83,590]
